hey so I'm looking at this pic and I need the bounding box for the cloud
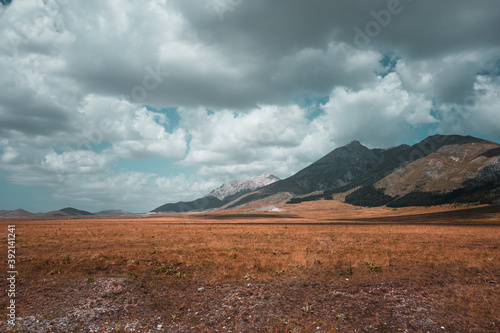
[0,54,77,138]
[436,76,500,138]
[41,150,113,175]
[272,42,382,96]
[395,51,500,105]
[46,171,221,213]
[314,73,436,147]
[2,152,222,212]
[178,105,332,179]
[76,95,187,159]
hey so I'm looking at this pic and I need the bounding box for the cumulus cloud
[76,95,187,159]
[395,51,497,105]
[45,171,221,213]
[178,105,332,180]
[436,76,500,137]
[314,73,436,147]
[41,150,113,175]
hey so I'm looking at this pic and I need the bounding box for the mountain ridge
[232,134,500,209]
[207,172,280,201]
[152,173,280,213]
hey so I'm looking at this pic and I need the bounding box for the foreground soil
[1,202,499,332]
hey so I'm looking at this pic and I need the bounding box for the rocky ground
[3,271,499,332]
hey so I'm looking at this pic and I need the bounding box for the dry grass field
[1,202,499,332]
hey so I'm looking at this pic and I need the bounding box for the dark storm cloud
[0,98,70,141]
[180,0,500,59]
[155,0,500,108]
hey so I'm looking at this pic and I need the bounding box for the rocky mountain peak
[208,173,280,201]
[346,140,362,147]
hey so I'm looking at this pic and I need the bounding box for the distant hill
[58,207,94,216]
[0,207,96,218]
[94,209,133,215]
[0,209,35,218]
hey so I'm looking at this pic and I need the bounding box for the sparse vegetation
[364,260,382,272]
[154,265,178,275]
[301,302,313,313]
[335,313,346,321]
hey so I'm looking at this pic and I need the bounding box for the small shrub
[155,265,178,275]
[301,303,313,313]
[364,260,382,272]
[62,255,71,263]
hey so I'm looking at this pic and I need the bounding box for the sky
[0,0,499,213]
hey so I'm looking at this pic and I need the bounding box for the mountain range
[153,134,500,212]
[241,134,500,208]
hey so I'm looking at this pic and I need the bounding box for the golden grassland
[1,202,499,332]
